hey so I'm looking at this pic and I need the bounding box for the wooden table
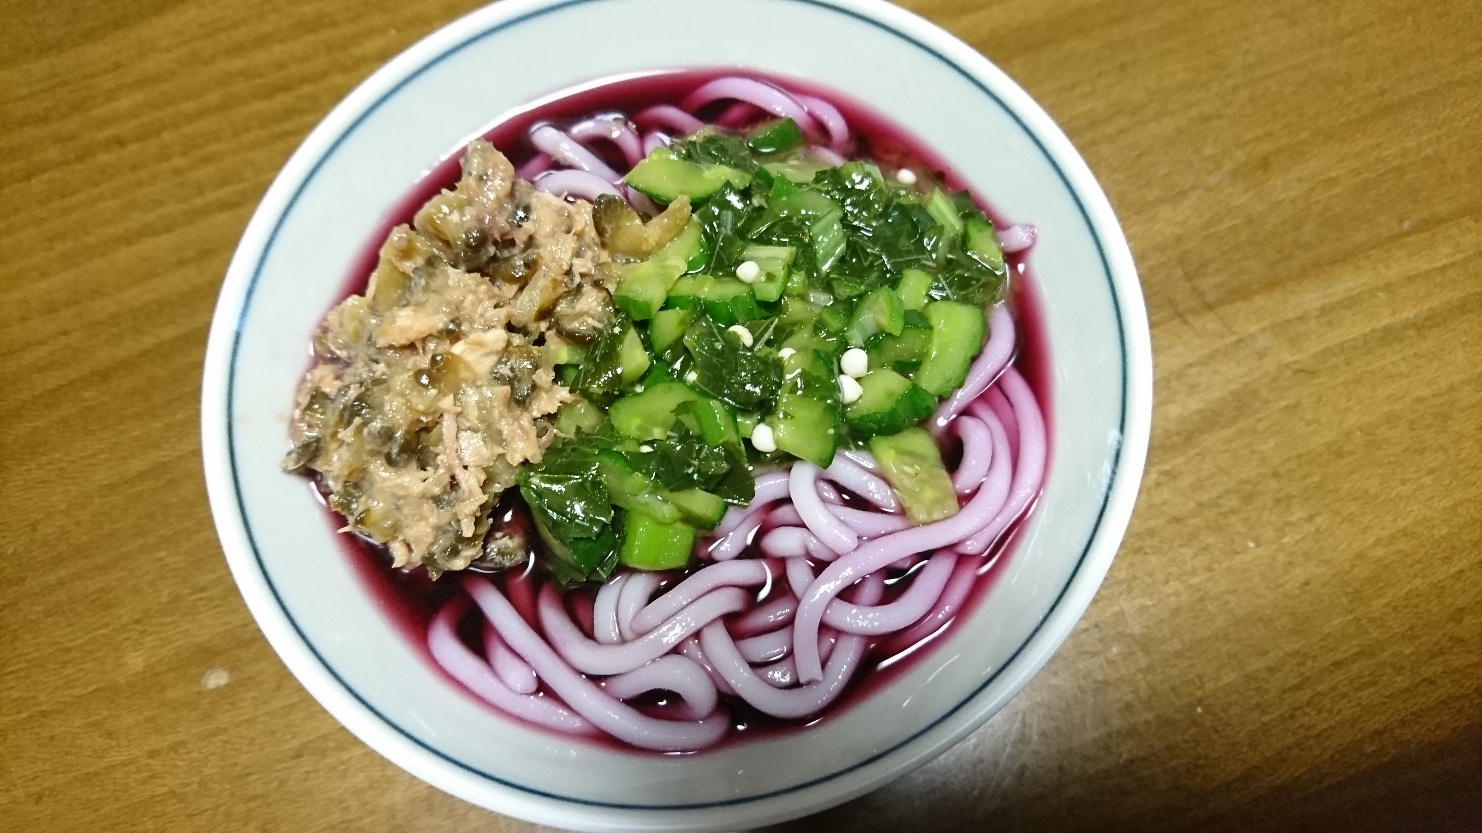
[3,0,1478,830]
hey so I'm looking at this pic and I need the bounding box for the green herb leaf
[621,422,731,492]
[530,505,619,584]
[574,312,633,401]
[812,163,891,232]
[929,249,1006,307]
[671,130,760,173]
[695,183,756,279]
[518,434,613,542]
[709,455,757,505]
[681,313,783,412]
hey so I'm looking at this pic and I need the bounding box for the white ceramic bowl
[201,0,1151,829]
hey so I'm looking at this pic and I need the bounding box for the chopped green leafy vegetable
[694,183,757,278]
[574,312,637,401]
[519,432,622,583]
[813,163,891,232]
[681,313,783,412]
[671,129,761,173]
[623,423,732,493]
[518,435,612,541]
[531,509,619,585]
[521,121,1013,581]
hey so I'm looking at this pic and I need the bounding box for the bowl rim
[200,0,1152,827]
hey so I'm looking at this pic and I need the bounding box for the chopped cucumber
[735,411,760,439]
[609,381,700,441]
[924,187,964,236]
[740,244,795,303]
[618,328,651,386]
[867,321,934,374]
[699,277,765,325]
[554,397,604,435]
[684,230,711,274]
[747,118,805,155]
[771,188,837,217]
[599,455,683,523]
[782,268,810,298]
[815,302,847,333]
[844,369,939,437]
[625,155,751,204]
[869,427,959,523]
[666,488,728,529]
[772,396,836,467]
[963,217,1005,273]
[686,397,742,447]
[600,450,728,530]
[667,274,764,322]
[846,287,906,347]
[895,268,934,311]
[618,511,696,571]
[776,296,816,332]
[544,338,587,367]
[771,348,840,467]
[915,301,987,396]
[665,274,709,309]
[613,219,703,320]
[650,308,694,353]
[767,189,846,272]
[762,155,830,184]
[778,303,847,361]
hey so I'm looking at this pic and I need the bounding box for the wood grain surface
[2,0,1478,830]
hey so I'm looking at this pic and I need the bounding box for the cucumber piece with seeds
[699,277,765,325]
[867,313,933,374]
[665,274,710,310]
[555,398,604,436]
[617,328,651,386]
[963,217,1006,273]
[740,244,795,303]
[666,488,728,529]
[687,397,741,447]
[869,427,958,523]
[599,455,683,524]
[770,348,840,467]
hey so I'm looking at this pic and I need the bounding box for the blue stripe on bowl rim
[223,0,1129,812]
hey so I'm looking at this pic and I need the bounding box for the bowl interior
[202,0,1148,830]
